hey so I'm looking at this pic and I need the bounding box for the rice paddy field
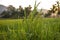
[0,18,60,40]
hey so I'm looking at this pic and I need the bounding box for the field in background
[0,18,60,40]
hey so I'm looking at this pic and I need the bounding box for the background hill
[0,5,7,14]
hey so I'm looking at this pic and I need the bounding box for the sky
[0,0,58,10]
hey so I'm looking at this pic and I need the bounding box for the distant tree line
[1,5,33,19]
[0,1,60,18]
[0,0,41,19]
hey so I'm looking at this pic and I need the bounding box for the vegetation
[1,5,32,19]
[0,1,60,40]
[0,18,60,40]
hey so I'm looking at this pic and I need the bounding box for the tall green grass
[0,1,60,40]
[0,18,60,40]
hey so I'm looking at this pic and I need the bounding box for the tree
[17,6,24,18]
[24,5,32,18]
[7,5,16,15]
[56,1,60,14]
[7,5,17,18]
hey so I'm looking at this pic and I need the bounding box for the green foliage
[0,18,60,40]
[0,1,60,40]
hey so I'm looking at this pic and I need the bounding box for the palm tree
[17,6,24,18]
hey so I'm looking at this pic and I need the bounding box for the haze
[0,0,57,10]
